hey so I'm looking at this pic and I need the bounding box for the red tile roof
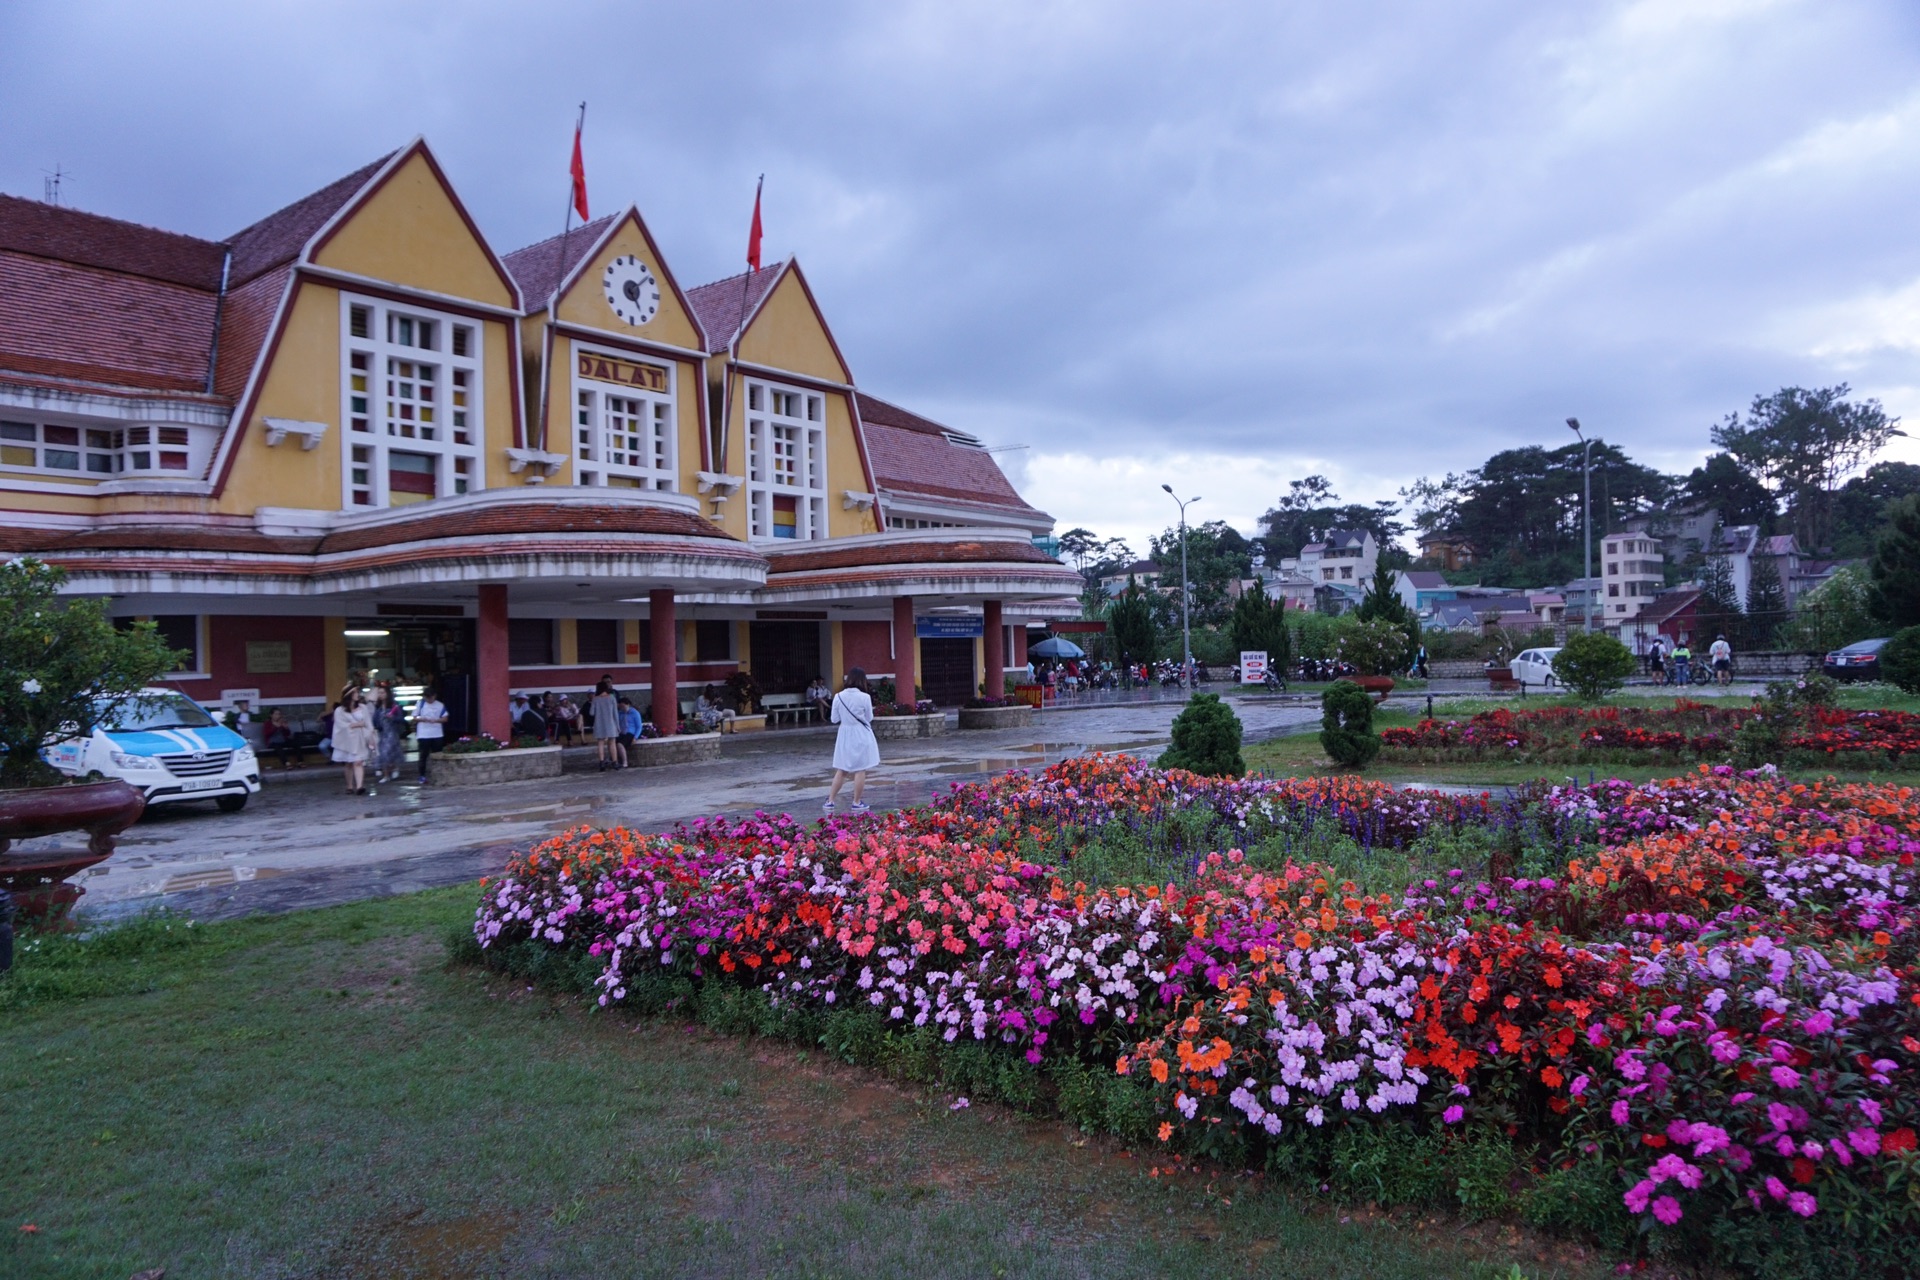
[855,394,1039,515]
[210,264,292,401]
[0,250,221,394]
[501,215,616,309]
[0,193,225,288]
[225,153,392,287]
[685,265,782,353]
[766,536,1057,575]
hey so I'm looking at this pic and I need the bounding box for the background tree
[0,558,182,788]
[1106,578,1157,674]
[1148,519,1254,628]
[1697,554,1744,642]
[1256,476,1405,565]
[1830,461,1920,559]
[1711,384,1903,551]
[1445,442,1672,587]
[1683,453,1776,530]
[1869,494,1920,630]
[1778,566,1878,653]
[1745,554,1786,647]
[1334,619,1409,677]
[1228,577,1291,675]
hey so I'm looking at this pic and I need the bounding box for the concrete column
[982,600,1005,699]
[650,589,678,736]
[892,596,917,702]
[477,585,511,743]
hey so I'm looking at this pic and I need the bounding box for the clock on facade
[602,255,661,326]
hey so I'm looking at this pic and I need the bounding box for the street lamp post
[1567,417,1593,633]
[1162,484,1200,689]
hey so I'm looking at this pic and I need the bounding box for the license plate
[181,778,224,791]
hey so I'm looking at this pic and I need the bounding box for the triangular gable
[305,139,521,310]
[732,259,853,385]
[548,207,706,353]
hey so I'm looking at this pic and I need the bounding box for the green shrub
[1157,692,1244,777]
[1880,625,1920,693]
[1334,619,1409,677]
[1550,632,1637,701]
[1320,680,1379,768]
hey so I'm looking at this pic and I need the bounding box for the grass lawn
[1,891,1612,1280]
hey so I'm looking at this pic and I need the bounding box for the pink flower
[1651,1195,1683,1225]
[1787,1191,1818,1217]
[1443,1105,1465,1124]
[1623,1179,1654,1213]
[1847,1128,1880,1156]
[1859,1098,1884,1126]
[1771,1065,1802,1088]
[1801,1010,1834,1035]
[1611,1099,1632,1127]
[1766,1176,1789,1202]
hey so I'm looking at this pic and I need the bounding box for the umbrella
[1029,636,1087,659]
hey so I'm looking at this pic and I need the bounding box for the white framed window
[571,347,676,490]
[340,295,483,508]
[0,418,199,478]
[744,378,826,541]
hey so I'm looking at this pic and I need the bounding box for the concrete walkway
[59,698,1323,924]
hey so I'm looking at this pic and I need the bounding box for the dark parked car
[1824,638,1890,682]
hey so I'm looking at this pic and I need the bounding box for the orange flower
[1293,930,1313,949]
[1150,1058,1170,1083]
[1158,1122,1174,1142]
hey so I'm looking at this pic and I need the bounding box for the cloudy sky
[5,0,1920,553]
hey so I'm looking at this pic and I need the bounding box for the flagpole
[537,102,587,456]
[717,175,762,489]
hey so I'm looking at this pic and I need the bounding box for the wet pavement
[53,697,1326,924]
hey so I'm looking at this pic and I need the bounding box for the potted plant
[0,558,179,920]
[723,670,762,715]
[1334,619,1408,701]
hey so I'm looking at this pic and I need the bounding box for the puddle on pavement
[161,865,286,894]
[454,796,604,824]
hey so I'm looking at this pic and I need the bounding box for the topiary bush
[1550,631,1638,701]
[1881,626,1920,694]
[1157,692,1244,777]
[1320,679,1379,768]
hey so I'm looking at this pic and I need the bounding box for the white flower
[21,678,40,694]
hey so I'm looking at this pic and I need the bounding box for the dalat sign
[578,352,669,391]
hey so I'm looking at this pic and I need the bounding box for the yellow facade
[308,152,516,310]
[553,216,703,353]
[735,270,851,383]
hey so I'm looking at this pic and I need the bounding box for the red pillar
[649,588,678,736]
[477,584,510,743]
[892,596,917,703]
[982,599,1005,699]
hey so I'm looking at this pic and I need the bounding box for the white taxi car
[43,688,262,812]
[1509,647,1563,691]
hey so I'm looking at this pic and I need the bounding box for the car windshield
[98,693,219,732]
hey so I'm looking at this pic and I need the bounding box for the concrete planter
[627,734,722,766]
[873,712,948,740]
[957,704,1033,731]
[723,714,767,735]
[427,745,563,787]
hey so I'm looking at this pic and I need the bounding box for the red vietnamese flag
[569,124,589,221]
[746,177,763,272]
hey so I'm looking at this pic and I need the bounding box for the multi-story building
[1294,529,1377,587]
[0,139,1079,738]
[1602,532,1665,623]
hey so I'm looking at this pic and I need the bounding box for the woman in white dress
[825,667,880,815]
[331,685,376,796]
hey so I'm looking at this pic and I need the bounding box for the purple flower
[1771,1065,1802,1089]
[1443,1105,1465,1124]
[1611,1099,1632,1126]
[1787,1191,1818,1218]
[1651,1195,1683,1225]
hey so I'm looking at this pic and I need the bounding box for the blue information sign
[915,615,984,639]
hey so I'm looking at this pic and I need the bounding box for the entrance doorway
[748,621,823,694]
[344,618,477,735]
[919,637,977,706]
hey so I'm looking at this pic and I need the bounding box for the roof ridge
[502,213,618,261]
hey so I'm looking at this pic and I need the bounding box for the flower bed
[469,756,1920,1275]
[1380,701,1920,769]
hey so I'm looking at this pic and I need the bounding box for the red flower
[1885,1128,1918,1155]
[1791,1157,1816,1184]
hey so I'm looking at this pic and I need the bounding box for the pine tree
[1699,554,1744,641]
[1870,494,1920,629]
[1229,577,1292,675]
[1107,577,1157,675]
[1745,554,1786,647]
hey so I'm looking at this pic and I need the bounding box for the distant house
[1256,565,1319,611]
[1626,588,1704,651]
[1298,529,1378,587]
[1601,532,1666,625]
[1528,592,1565,625]
[1418,530,1475,572]
[1707,527,1804,610]
[1392,569,1455,617]
[1428,595,1537,633]
[1098,559,1163,597]
[1621,505,1719,568]
[1561,577,1604,630]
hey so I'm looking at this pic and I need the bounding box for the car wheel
[216,794,249,813]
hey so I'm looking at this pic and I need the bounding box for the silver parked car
[1510,647,1563,690]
